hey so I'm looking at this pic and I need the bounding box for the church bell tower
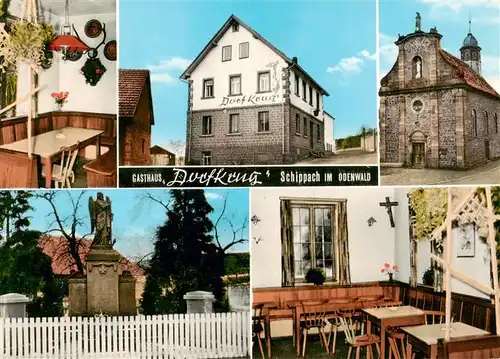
[460,19,482,75]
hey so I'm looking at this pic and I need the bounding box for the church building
[379,14,500,169]
[180,15,330,165]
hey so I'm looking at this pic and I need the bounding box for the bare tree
[37,191,91,274]
[136,190,248,268]
[167,140,186,165]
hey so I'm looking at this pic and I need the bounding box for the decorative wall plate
[84,19,103,38]
[104,40,116,61]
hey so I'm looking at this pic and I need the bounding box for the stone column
[398,96,407,164]
[0,293,30,318]
[86,245,121,315]
[183,291,215,314]
[68,274,87,316]
[397,46,406,89]
[119,271,137,315]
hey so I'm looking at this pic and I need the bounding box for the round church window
[412,99,424,113]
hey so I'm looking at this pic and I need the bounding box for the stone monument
[68,193,136,316]
[183,291,215,314]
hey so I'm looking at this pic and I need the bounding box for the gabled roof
[180,14,329,96]
[39,235,145,277]
[150,145,174,156]
[439,49,500,99]
[119,69,155,124]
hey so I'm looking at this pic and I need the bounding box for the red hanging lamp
[47,0,88,59]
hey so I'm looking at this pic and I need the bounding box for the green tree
[141,190,224,314]
[0,190,63,317]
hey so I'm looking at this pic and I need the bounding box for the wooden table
[402,322,490,359]
[364,305,426,359]
[0,127,104,188]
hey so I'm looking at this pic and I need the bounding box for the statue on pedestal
[89,192,113,247]
[415,12,422,32]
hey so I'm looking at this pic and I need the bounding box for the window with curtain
[280,199,351,286]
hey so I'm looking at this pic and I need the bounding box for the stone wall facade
[465,91,500,168]
[289,105,325,162]
[379,29,500,170]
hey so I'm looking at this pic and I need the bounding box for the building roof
[39,236,145,277]
[180,14,329,96]
[462,32,479,47]
[150,145,174,156]
[324,110,335,120]
[439,49,499,98]
[119,69,155,124]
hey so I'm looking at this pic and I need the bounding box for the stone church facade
[379,16,500,170]
[180,15,330,165]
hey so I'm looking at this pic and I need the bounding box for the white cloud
[147,56,192,84]
[326,49,375,75]
[378,33,399,79]
[419,0,500,21]
[360,50,377,61]
[150,73,174,84]
[205,191,224,201]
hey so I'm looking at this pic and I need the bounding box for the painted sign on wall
[219,93,280,107]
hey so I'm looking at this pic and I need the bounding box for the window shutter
[281,199,294,287]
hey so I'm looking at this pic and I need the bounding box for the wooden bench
[0,148,39,188]
[438,335,500,358]
[83,148,117,188]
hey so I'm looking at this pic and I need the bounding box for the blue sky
[25,189,249,260]
[119,0,377,144]
[379,0,500,92]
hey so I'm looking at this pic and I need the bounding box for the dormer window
[413,56,423,79]
[232,22,239,32]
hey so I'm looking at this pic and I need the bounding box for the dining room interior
[0,0,117,188]
[251,186,500,358]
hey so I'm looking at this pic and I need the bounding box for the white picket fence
[0,312,250,358]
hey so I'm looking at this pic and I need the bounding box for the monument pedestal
[68,245,137,316]
[86,246,121,315]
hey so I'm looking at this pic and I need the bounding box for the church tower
[460,19,482,75]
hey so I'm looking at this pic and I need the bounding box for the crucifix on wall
[380,197,399,227]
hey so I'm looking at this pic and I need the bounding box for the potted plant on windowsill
[305,268,326,286]
[381,263,398,283]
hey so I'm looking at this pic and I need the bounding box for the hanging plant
[0,20,54,72]
[409,188,447,240]
[0,0,11,21]
[80,58,106,86]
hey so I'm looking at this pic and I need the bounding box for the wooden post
[27,65,32,158]
[444,188,453,341]
[485,187,500,334]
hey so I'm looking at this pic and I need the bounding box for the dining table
[363,305,426,359]
[402,322,490,359]
[0,127,104,188]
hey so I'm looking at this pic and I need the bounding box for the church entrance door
[485,140,491,161]
[412,142,426,168]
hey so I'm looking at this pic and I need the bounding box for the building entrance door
[485,140,491,161]
[412,142,425,168]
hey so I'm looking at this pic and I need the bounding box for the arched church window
[472,109,478,137]
[412,56,423,79]
[495,113,499,134]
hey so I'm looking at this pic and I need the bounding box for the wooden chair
[0,148,39,188]
[327,298,357,354]
[42,144,79,188]
[341,311,381,359]
[424,310,448,324]
[300,301,329,357]
[253,304,266,359]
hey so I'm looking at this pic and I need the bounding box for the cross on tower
[380,197,399,227]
